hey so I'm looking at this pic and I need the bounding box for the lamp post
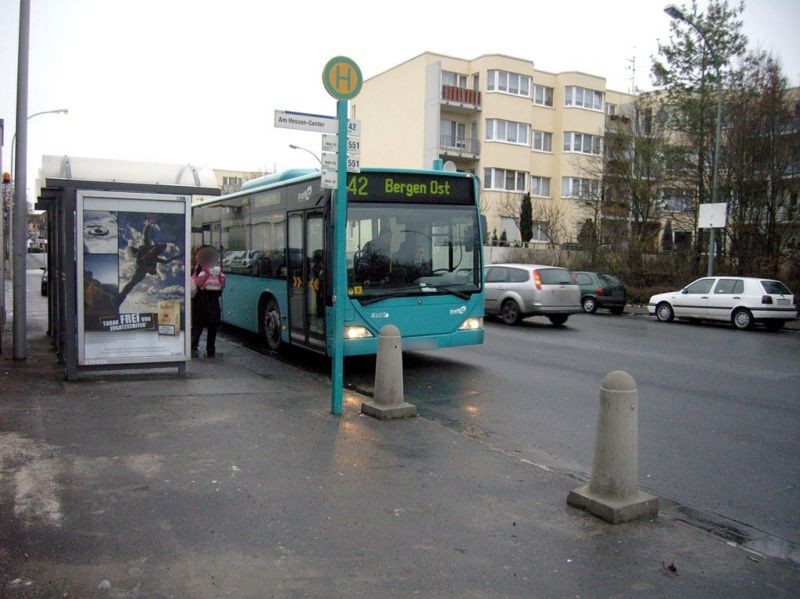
[11,0,31,360]
[288,143,322,166]
[10,108,68,181]
[8,104,68,361]
[664,4,724,277]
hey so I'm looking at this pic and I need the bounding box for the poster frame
[76,190,191,366]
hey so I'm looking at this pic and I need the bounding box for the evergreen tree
[519,193,533,244]
[651,0,748,273]
[662,220,674,252]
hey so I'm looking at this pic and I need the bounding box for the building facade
[213,168,270,195]
[352,52,635,244]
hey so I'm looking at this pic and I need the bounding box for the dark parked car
[40,266,48,296]
[572,271,627,315]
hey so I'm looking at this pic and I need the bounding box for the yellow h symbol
[333,64,353,93]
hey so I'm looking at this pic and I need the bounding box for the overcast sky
[1,0,798,196]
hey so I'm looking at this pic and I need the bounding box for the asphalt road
[25,248,796,550]
[241,309,800,549]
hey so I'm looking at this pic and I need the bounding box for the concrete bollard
[567,370,658,524]
[361,325,417,420]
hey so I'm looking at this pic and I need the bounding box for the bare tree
[576,93,690,276]
[721,51,799,277]
[495,193,523,237]
[532,196,571,250]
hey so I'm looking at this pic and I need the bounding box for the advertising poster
[77,192,190,365]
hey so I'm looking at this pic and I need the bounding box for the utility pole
[1,120,6,353]
[13,0,30,360]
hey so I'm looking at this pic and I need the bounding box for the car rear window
[538,268,576,285]
[761,280,792,295]
[598,274,621,287]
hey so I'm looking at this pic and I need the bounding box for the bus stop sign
[322,56,363,100]
[322,56,362,416]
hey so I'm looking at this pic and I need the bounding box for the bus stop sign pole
[322,56,362,415]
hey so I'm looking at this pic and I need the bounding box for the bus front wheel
[262,298,282,351]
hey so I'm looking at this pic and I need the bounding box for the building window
[606,103,616,116]
[442,71,467,88]
[563,132,602,155]
[562,177,599,199]
[662,189,694,212]
[532,130,552,152]
[533,85,554,107]
[531,222,550,243]
[222,176,243,192]
[484,168,527,192]
[485,119,529,145]
[487,69,531,97]
[530,176,551,198]
[565,86,604,111]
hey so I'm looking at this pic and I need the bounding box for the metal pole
[0,119,5,353]
[13,0,30,360]
[708,67,723,277]
[330,99,348,415]
[10,133,15,182]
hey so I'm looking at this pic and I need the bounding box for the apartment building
[351,52,634,244]
[213,168,270,195]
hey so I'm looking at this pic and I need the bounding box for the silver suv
[484,263,582,325]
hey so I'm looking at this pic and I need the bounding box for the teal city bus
[191,167,484,355]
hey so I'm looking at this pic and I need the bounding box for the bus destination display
[347,172,473,203]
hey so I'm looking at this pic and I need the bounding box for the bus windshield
[347,202,481,301]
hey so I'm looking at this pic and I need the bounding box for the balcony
[440,135,480,160]
[441,85,481,111]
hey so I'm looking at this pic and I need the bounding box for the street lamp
[7,105,67,360]
[288,143,322,166]
[10,108,68,181]
[664,4,724,277]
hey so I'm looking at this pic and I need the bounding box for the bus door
[287,210,326,349]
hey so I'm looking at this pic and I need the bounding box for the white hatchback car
[648,276,797,331]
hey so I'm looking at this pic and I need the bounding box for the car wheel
[764,320,784,332]
[732,308,753,330]
[656,302,674,322]
[41,284,47,297]
[499,299,521,325]
[609,306,624,315]
[261,298,282,350]
[582,296,598,314]
[548,314,569,326]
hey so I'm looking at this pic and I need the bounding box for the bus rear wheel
[262,298,282,351]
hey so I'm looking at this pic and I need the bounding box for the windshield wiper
[357,285,473,305]
[356,290,420,306]
[430,285,472,300]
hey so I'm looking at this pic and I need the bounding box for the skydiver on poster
[117,217,183,308]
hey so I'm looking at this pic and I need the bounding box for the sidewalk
[1,300,799,596]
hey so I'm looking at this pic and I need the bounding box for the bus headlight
[458,317,483,330]
[344,325,374,339]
